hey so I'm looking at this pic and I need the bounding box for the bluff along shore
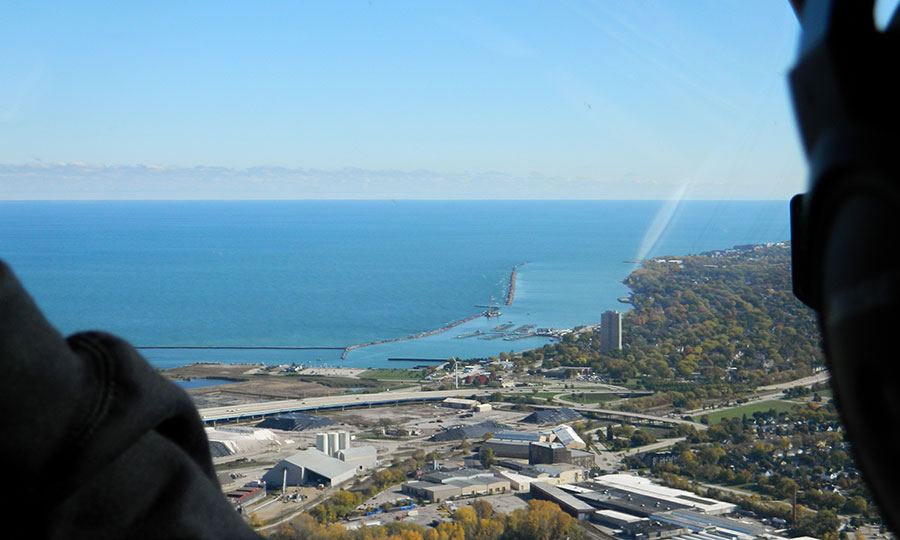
[340,262,529,359]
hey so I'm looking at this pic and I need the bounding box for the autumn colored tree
[471,500,494,520]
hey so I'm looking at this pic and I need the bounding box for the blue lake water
[0,200,790,369]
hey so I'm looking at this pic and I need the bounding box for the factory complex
[262,430,378,489]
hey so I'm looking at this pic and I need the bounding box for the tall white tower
[327,432,339,456]
[316,433,330,456]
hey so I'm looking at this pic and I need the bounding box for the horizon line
[0,197,793,202]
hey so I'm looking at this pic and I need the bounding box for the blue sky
[1,1,810,199]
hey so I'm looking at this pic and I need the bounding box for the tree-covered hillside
[529,243,824,391]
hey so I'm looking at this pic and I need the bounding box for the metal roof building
[442,398,479,409]
[551,424,586,449]
[531,482,594,520]
[482,439,532,459]
[262,449,357,488]
[494,431,547,442]
[338,445,378,470]
[593,475,736,515]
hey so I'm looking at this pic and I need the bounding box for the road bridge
[528,404,707,430]
[198,389,486,424]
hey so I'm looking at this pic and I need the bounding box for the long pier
[506,262,529,306]
[340,313,482,359]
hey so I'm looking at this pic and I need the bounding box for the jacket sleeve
[0,260,263,539]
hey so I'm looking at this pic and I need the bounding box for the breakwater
[340,312,483,359]
[340,262,531,359]
[506,262,529,306]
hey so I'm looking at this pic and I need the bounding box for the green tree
[480,448,495,468]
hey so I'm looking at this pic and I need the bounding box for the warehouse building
[402,481,463,503]
[442,397,480,409]
[262,449,357,488]
[649,510,770,537]
[401,468,510,502]
[481,439,531,459]
[593,475,736,515]
[593,509,644,528]
[225,484,267,509]
[338,446,378,470]
[496,463,586,491]
[530,441,570,464]
[530,482,594,520]
[493,431,547,443]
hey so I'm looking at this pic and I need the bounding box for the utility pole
[455,359,459,389]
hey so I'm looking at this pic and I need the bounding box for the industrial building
[649,510,770,537]
[507,472,783,540]
[528,441,595,468]
[225,484,267,509]
[262,449,358,488]
[441,397,480,409]
[592,474,735,515]
[495,462,586,491]
[551,424,586,450]
[401,468,510,502]
[529,441,570,464]
[494,431,548,443]
[315,430,359,458]
[338,446,378,470]
[481,439,531,459]
[530,482,594,520]
[481,427,593,468]
[593,509,643,528]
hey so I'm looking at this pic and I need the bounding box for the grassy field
[695,400,798,424]
[359,369,424,381]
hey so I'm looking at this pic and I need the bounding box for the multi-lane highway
[197,388,705,429]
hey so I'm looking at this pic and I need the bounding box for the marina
[504,333,538,341]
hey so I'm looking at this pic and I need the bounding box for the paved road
[615,437,686,457]
[199,389,487,422]
[529,403,707,430]
[684,372,831,418]
[198,387,701,431]
[757,372,829,392]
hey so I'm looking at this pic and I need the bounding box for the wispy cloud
[0,163,789,200]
